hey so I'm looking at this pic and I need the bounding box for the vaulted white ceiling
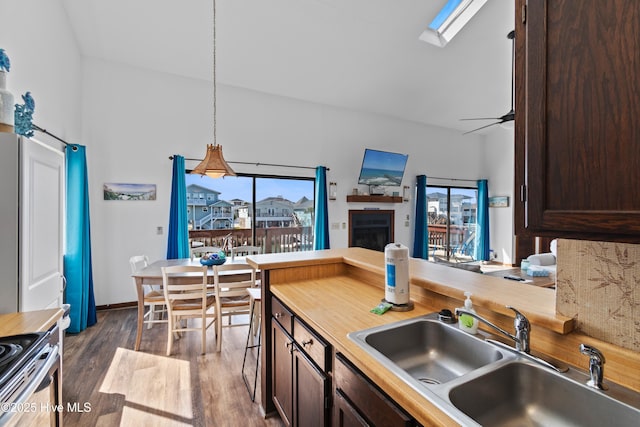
[61,0,515,134]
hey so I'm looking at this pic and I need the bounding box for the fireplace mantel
[346,195,402,203]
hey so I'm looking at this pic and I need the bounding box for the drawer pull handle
[301,339,313,347]
[286,341,296,354]
[274,312,282,319]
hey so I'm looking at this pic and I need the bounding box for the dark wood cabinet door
[333,389,370,427]
[516,0,640,241]
[334,353,414,427]
[272,320,293,427]
[292,345,329,427]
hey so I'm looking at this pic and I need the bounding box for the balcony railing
[189,226,313,254]
[428,223,475,260]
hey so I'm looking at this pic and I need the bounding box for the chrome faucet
[580,344,608,390]
[455,306,531,353]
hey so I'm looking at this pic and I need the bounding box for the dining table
[131,257,256,351]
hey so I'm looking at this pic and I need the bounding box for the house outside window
[185,173,315,254]
[426,185,477,262]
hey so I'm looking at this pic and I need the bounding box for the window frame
[185,170,316,248]
[426,183,478,262]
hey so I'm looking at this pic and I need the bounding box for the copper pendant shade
[191,144,236,178]
[191,0,235,178]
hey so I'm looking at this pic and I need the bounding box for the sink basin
[350,313,640,426]
[349,315,505,385]
[449,361,640,427]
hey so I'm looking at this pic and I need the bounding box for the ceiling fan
[461,30,515,135]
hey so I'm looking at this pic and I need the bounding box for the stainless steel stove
[0,329,61,427]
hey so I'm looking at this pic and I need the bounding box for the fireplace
[348,210,394,252]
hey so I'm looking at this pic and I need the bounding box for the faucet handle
[506,306,530,329]
[506,306,530,353]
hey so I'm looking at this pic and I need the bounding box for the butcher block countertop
[248,247,573,334]
[248,248,640,425]
[272,276,457,426]
[0,308,64,337]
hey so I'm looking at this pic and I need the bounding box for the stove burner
[0,332,48,390]
[0,344,23,368]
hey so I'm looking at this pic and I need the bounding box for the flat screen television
[357,148,408,187]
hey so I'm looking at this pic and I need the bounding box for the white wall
[482,126,516,264]
[0,0,81,143]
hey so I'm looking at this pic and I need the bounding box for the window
[185,173,315,254]
[419,0,488,47]
[427,185,477,262]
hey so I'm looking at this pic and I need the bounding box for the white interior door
[20,137,65,312]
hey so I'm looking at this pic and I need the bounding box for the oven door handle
[8,344,59,407]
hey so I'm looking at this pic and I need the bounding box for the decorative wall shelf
[346,195,402,203]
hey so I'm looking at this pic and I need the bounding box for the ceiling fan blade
[460,117,501,121]
[461,30,516,135]
[463,121,501,135]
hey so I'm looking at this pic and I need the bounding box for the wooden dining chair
[191,246,223,260]
[213,263,257,352]
[130,255,167,351]
[161,265,217,355]
[230,245,262,260]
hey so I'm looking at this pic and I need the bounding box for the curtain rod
[427,176,478,183]
[32,124,78,151]
[168,155,329,171]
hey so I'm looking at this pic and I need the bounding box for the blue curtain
[413,175,428,259]
[474,179,490,261]
[313,166,330,250]
[64,145,97,334]
[167,155,190,259]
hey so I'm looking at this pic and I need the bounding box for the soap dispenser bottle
[458,292,479,334]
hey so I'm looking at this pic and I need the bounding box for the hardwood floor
[62,307,284,427]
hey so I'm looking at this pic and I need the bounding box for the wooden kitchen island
[247,248,640,426]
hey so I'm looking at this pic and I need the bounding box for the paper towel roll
[385,243,409,305]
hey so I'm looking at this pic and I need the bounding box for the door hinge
[520,185,527,203]
[521,4,527,24]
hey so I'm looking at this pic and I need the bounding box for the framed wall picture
[104,183,156,201]
[489,196,509,207]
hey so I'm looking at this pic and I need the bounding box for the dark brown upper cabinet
[515,0,640,242]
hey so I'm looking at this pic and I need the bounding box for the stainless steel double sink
[348,313,640,426]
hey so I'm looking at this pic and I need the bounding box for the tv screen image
[357,149,408,187]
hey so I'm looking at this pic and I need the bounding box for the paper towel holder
[381,298,415,312]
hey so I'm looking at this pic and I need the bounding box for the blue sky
[185,174,314,202]
[361,149,408,171]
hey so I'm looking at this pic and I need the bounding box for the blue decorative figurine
[0,49,10,72]
[15,91,35,137]
[1,48,15,132]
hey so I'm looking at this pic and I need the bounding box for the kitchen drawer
[272,296,293,334]
[293,317,330,372]
[334,353,414,427]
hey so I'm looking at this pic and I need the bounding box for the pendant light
[192,0,236,178]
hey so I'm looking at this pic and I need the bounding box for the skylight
[419,0,488,47]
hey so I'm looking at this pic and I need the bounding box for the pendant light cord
[212,0,217,148]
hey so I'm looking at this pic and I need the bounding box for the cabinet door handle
[301,339,313,347]
[274,312,282,319]
[286,341,297,354]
